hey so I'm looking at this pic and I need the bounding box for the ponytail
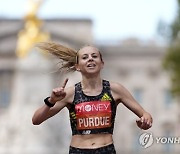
[36,42,77,72]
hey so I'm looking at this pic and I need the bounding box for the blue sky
[0,0,177,42]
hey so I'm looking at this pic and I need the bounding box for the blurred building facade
[0,18,179,154]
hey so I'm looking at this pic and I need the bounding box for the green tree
[163,0,180,97]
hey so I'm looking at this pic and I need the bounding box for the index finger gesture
[62,78,68,88]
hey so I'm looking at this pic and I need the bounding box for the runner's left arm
[111,82,153,130]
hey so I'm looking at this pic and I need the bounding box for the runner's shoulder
[109,81,124,92]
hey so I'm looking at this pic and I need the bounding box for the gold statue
[16,0,50,58]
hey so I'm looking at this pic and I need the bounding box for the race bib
[75,101,112,130]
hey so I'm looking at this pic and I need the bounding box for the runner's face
[76,46,104,74]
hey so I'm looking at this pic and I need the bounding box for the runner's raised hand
[49,78,68,104]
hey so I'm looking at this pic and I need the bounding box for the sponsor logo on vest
[70,111,76,119]
[82,130,91,135]
[101,93,112,101]
[76,101,111,113]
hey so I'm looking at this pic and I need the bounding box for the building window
[133,88,143,104]
[0,70,13,109]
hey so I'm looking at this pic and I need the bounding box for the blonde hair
[35,42,103,72]
[36,42,78,72]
